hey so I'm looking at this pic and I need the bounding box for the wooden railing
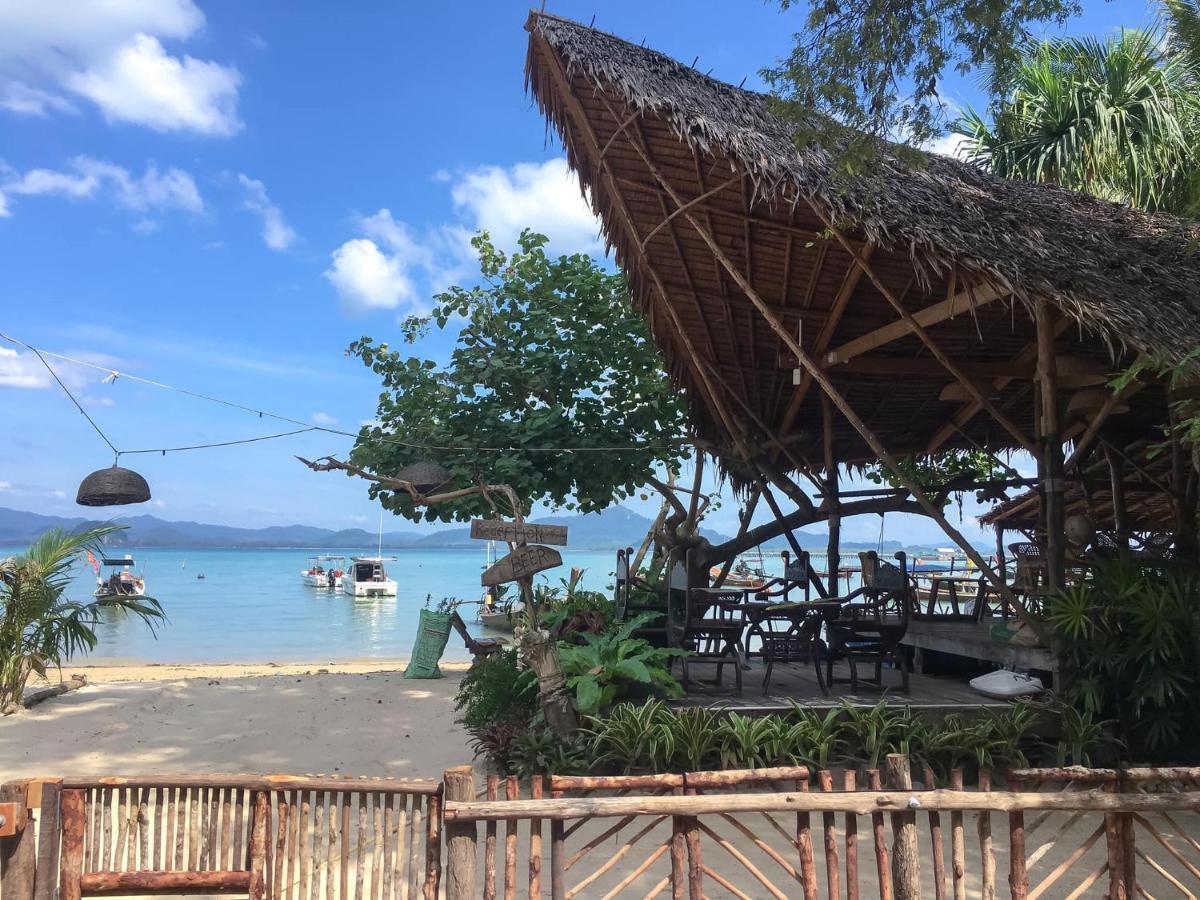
[2,764,1198,899]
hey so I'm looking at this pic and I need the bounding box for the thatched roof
[525,12,1200,469]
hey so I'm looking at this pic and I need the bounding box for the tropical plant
[1047,557,1200,757]
[509,726,591,777]
[714,713,782,770]
[539,570,616,641]
[956,28,1200,214]
[1054,704,1123,767]
[662,707,721,771]
[556,613,686,715]
[0,526,165,708]
[587,700,675,773]
[453,648,538,732]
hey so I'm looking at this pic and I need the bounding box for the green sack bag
[403,608,454,679]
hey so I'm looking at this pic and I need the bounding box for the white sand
[0,664,476,780]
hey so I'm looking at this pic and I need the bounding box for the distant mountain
[0,504,905,553]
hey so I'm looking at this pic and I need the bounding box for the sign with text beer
[480,544,563,586]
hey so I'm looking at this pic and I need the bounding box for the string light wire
[1,331,695,457]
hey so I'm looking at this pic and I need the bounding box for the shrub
[454,649,537,732]
[556,613,685,714]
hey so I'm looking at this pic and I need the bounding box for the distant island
[0,504,906,553]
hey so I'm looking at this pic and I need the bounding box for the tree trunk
[520,630,578,737]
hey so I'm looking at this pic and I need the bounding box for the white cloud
[1,156,203,219]
[237,174,296,251]
[0,480,11,490]
[311,411,337,426]
[325,159,601,315]
[0,347,50,388]
[923,133,969,160]
[0,189,8,218]
[0,0,241,136]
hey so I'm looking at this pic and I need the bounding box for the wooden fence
[1,764,1197,899]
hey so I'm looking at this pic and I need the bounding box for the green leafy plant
[1047,557,1200,758]
[786,703,847,770]
[510,726,591,777]
[663,707,721,771]
[0,526,165,708]
[838,698,914,769]
[540,570,616,640]
[587,700,676,773]
[715,713,781,770]
[454,649,538,732]
[1055,704,1123,767]
[557,613,686,715]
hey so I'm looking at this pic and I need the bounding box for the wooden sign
[470,519,568,546]
[481,545,563,586]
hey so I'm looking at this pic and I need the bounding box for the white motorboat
[341,557,398,597]
[301,556,346,589]
[94,554,146,599]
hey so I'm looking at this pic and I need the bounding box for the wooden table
[733,599,844,658]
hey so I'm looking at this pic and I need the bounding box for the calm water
[1,547,623,664]
[3,545,963,664]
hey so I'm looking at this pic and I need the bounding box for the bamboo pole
[684,785,704,900]
[250,792,269,900]
[503,777,517,900]
[822,396,841,596]
[948,771,966,900]
[790,773,817,900]
[977,770,995,900]
[866,770,893,900]
[424,790,442,900]
[1035,301,1066,590]
[275,795,288,900]
[443,768,476,900]
[528,777,543,899]
[922,767,947,900]
[1007,776,1027,900]
[355,794,367,900]
[843,769,859,900]
[407,798,422,900]
[818,770,840,899]
[885,755,920,900]
[138,788,149,871]
[299,792,312,900]
[484,778,498,900]
[550,816,566,900]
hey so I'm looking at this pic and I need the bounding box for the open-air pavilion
[525,12,1200,703]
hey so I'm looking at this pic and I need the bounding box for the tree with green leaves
[0,525,164,709]
[763,0,1083,157]
[955,27,1200,214]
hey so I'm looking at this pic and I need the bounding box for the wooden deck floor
[670,656,1008,714]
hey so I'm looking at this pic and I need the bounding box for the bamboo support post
[843,769,859,900]
[343,792,353,900]
[922,766,946,900]
[484,777,498,900]
[885,755,920,900]
[443,767,477,900]
[977,770,995,900]
[550,816,565,900]
[1035,301,1066,590]
[528,777,543,899]
[949,770,966,900]
[249,792,269,900]
[504,777,517,900]
[866,770,893,900]
[1103,781,1128,900]
[668,786,686,900]
[795,775,818,900]
[0,781,35,900]
[424,789,441,900]
[299,792,311,900]
[355,794,366,900]
[60,789,86,900]
[822,396,841,596]
[407,797,421,900]
[684,785,703,900]
[817,770,840,899]
[1008,776,1028,900]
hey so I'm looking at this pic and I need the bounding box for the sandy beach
[0,663,476,780]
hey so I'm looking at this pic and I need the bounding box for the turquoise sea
[1,546,627,664]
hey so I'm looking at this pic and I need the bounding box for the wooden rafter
[804,356,1036,379]
[824,282,1007,365]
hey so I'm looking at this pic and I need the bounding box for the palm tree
[956,28,1200,214]
[0,525,164,708]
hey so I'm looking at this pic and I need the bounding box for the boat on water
[301,555,346,589]
[341,557,398,597]
[709,558,766,590]
[94,555,146,599]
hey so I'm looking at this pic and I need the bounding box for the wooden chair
[761,614,827,694]
[614,546,668,645]
[667,550,745,694]
[823,551,912,693]
[736,550,813,658]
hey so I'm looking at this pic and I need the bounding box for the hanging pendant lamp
[76,464,152,507]
[395,461,454,495]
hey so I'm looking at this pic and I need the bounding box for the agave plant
[0,525,165,708]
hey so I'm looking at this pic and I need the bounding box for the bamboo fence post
[424,787,442,900]
[190,788,202,871]
[843,769,859,900]
[1118,770,1136,895]
[394,794,408,900]
[795,773,818,900]
[0,780,35,900]
[102,787,113,871]
[236,788,247,871]
[669,786,686,900]
[885,755,920,900]
[504,777,518,900]
[342,792,353,900]
[684,784,703,900]
[301,792,313,900]
[313,794,326,900]
[1102,780,1128,900]
[174,789,186,870]
[249,791,270,900]
[115,787,128,871]
[60,789,86,900]
[407,797,422,900]
[372,792,384,900]
[1007,775,1028,900]
[548,784,566,900]
[977,770,995,900]
[484,777,498,900]
[818,770,840,899]
[380,794,393,900]
[225,788,236,875]
[355,793,367,900]
[275,794,288,900]
[35,779,63,900]
[948,770,966,900]
[866,770,893,900]
[444,767,477,900]
[528,777,543,898]
[209,787,220,872]
[922,766,947,900]
[139,788,150,871]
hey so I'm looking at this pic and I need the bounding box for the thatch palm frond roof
[524,12,1200,467]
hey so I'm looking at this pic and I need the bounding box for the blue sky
[0,0,1152,544]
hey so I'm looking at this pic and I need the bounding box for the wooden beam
[801,356,1036,380]
[779,246,875,434]
[638,174,740,251]
[926,317,1073,454]
[1036,300,1066,589]
[825,283,1006,365]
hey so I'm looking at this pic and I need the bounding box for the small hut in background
[524,12,1200,631]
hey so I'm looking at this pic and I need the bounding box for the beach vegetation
[453,648,538,733]
[0,525,164,710]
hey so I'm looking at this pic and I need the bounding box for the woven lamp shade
[395,461,454,494]
[76,465,152,507]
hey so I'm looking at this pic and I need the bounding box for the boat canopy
[100,557,135,567]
